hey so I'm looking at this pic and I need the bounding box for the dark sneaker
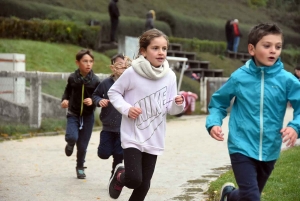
[219,182,235,201]
[108,163,125,199]
[76,167,86,179]
[65,143,74,157]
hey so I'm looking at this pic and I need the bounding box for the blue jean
[98,130,123,172]
[228,153,276,201]
[65,113,94,168]
[233,36,240,52]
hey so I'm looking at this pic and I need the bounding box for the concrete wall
[25,88,66,119]
[0,89,65,124]
[0,97,29,124]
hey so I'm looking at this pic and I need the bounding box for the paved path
[0,107,298,201]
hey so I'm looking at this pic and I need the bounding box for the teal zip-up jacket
[206,58,300,161]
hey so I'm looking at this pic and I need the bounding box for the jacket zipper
[259,70,264,161]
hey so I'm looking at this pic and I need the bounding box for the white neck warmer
[131,55,170,80]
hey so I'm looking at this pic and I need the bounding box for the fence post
[30,77,42,128]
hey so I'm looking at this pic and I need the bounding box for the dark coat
[92,76,122,132]
[108,0,120,19]
[61,69,100,116]
[225,20,233,41]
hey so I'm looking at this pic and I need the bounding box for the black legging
[120,148,157,201]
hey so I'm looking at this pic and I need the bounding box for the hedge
[0,17,100,48]
[170,37,226,55]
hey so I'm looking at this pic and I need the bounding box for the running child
[206,23,300,201]
[92,54,131,179]
[61,49,100,179]
[107,29,185,200]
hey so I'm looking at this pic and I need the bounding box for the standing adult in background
[225,19,234,51]
[145,10,155,31]
[232,19,242,52]
[108,0,120,45]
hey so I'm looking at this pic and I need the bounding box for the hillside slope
[21,0,297,33]
[1,0,297,52]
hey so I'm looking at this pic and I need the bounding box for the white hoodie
[108,56,184,155]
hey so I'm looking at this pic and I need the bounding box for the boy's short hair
[295,65,300,70]
[111,53,125,65]
[76,49,94,61]
[248,23,283,47]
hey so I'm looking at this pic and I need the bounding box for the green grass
[0,39,112,98]
[205,146,300,201]
[0,39,111,73]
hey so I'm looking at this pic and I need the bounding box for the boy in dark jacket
[92,54,131,179]
[61,49,100,179]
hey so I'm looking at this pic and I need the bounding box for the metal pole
[177,61,186,93]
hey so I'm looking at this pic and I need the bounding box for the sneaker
[76,167,86,179]
[65,143,74,156]
[108,163,125,199]
[219,182,235,201]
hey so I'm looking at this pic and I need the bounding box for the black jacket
[225,20,233,41]
[62,69,100,116]
[92,76,122,132]
[108,0,120,19]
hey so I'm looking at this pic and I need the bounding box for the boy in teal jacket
[206,23,300,201]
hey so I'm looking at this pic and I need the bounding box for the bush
[0,0,171,44]
[170,37,226,55]
[0,17,100,48]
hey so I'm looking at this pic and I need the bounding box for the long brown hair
[138,29,169,56]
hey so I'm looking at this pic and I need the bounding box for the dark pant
[119,148,157,201]
[65,113,94,168]
[97,130,123,172]
[110,18,119,42]
[227,39,233,51]
[228,153,276,201]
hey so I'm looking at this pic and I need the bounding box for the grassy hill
[0,0,298,98]
[1,0,299,50]
[0,39,112,97]
[17,0,298,30]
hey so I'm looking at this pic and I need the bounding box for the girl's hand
[281,127,298,147]
[175,95,184,105]
[99,99,110,107]
[83,98,93,106]
[128,107,142,119]
[210,126,225,141]
[61,100,69,108]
